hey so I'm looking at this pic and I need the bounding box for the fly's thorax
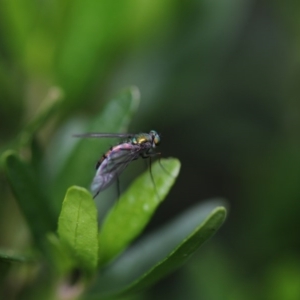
[131,130,161,148]
[132,135,148,145]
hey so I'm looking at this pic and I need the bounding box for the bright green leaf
[58,186,98,273]
[88,201,226,298]
[2,151,56,252]
[98,158,181,266]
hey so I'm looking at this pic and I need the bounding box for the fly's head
[150,130,160,148]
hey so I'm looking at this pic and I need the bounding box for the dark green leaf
[2,151,56,252]
[55,2,174,108]
[98,158,180,266]
[0,87,63,157]
[0,249,35,287]
[0,249,34,263]
[121,206,227,295]
[19,87,64,148]
[58,186,98,273]
[46,233,76,276]
[88,201,226,298]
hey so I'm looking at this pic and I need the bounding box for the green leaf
[88,201,226,298]
[19,87,64,148]
[58,186,98,273]
[0,87,63,158]
[46,233,77,276]
[120,206,226,296]
[51,86,140,214]
[0,249,35,286]
[98,158,181,266]
[2,151,56,252]
[0,0,38,62]
[55,2,175,108]
[0,249,34,263]
[0,262,10,286]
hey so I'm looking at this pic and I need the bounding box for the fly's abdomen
[91,167,115,194]
[91,143,140,197]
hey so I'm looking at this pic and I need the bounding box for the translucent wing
[91,143,144,198]
[73,133,136,138]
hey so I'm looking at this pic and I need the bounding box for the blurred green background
[1,0,300,299]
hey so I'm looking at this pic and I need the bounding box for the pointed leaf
[98,158,180,266]
[120,206,227,295]
[58,186,98,273]
[88,201,226,298]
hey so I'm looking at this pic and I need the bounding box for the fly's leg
[116,175,121,200]
[143,151,175,178]
[141,152,162,201]
[149,156,162,201]
[157,157,175,178]
[93,190,100,199]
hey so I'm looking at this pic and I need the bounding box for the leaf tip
[211,206,227,226]
[65,185,92,199]
[160,157,181,177]
[1,150,18,171]
[126,85,140,113]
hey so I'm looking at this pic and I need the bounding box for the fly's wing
[73,133,135,138]
[91,143,144,197]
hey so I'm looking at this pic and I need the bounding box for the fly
[73,130,161,198]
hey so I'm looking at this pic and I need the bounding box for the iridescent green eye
[150,130,160,145]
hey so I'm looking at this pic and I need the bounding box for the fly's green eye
[154,135,160,145]
[150,130,160,146]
